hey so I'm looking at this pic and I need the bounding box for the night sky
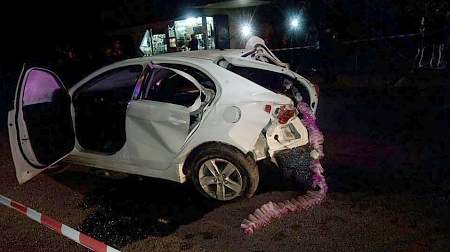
[0,0,447,66]
[0,0,209,63]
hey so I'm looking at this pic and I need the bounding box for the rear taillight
[264,104,297,124]
[276,105,296,124]
[278,107,295,124]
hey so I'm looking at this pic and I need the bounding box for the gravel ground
[1,83,450,251]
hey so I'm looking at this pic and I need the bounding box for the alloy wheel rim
[198,158,243,201]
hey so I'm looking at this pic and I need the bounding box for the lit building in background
[106,0,271,55]
[173,16,215,50]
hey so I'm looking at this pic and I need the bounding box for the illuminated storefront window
[174,16,215,50]
[152,34,167,55]
[206,17,215,49]
[139,30,168,56]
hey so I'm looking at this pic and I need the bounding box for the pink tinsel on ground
[241,102,327,235]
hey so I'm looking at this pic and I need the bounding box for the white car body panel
[8,110,47,183]
[10,49,318,184]
[126,101,190,169]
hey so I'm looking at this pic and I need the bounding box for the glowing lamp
[290,18,299,28]
[241,24,252,37]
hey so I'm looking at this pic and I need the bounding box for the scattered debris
[241,102,327,235]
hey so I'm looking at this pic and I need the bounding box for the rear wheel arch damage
[183,142,260,199]
[225,102,272,153]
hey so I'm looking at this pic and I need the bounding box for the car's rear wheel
[188,144,259,201]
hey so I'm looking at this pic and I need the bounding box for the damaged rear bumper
[253,116,310,158]
[252,114,318,187]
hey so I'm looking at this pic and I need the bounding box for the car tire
[188,144,259,201]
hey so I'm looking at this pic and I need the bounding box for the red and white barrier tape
[342,32,420,44]
[271,32,420,52]
[0,194,120,252]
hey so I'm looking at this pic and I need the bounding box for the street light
[240,24,252,37]
[290,18,300,29]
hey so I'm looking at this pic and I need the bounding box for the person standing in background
[188,34,199,51]
[429,7,447,69]
[446,9,450,71]
[415,16,428,68]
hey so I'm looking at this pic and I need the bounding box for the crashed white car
[8,42,318,201]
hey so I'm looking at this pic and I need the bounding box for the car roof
[112,49,247,66]
[70,50,246,92]
[159,49,246,60]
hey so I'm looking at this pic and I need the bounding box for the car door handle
[168,116,186,125]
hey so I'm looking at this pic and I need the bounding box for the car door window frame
[74,65,143,100]
[157,63,217,92]
[134,64,205,109]
[15,67,74,168]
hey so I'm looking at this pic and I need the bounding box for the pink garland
[241,102,327,235]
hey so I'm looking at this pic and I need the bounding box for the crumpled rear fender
[227,102,272,153]
[178,92,299,176]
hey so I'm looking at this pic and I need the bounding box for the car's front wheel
[188,144,259,201]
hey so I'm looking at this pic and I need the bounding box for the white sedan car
[8,45,318,201]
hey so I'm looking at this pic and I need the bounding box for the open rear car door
[8,67,75,184]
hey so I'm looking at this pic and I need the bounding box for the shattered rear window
[222,63,310,105]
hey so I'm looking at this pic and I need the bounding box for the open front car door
[8,67,75,184]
